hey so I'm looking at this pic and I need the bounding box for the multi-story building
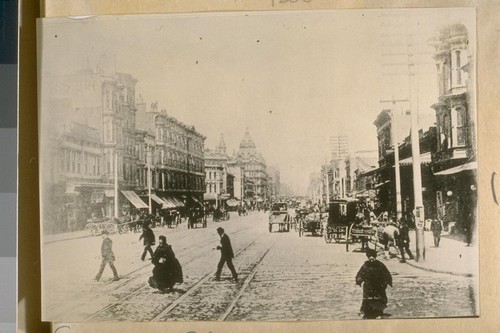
[330,133,350,161]
[344,150,378,197]
[429,23,476,236]
[41,64,207,233]
[228,129,268,202]
[142,106,206,210]
[203,135,229,208]
[41,67,144,233]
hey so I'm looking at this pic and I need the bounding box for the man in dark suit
[215,227,238,281]
[139,223,155,261]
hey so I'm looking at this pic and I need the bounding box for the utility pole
[380,13,434,262]
[408,44,426,262]
[147,144,152,215]
[114,151,119,218]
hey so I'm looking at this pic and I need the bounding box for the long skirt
[149,258,183,290]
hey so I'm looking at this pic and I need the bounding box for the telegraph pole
[408,44,426,262]
[114,151,119,218]
[147,144,152,215]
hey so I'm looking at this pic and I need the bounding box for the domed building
[228,128,268,202]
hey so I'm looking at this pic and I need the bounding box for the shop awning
[150,194,165,205]
[434,161,477,176]
[167,195,185,207]
[160,196,177,209]
[121,190,149,209]
[397,152,432,166]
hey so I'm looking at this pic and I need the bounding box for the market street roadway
[42,211,477,322]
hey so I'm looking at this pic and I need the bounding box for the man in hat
[214,227,238,281]
[95,230,119,282]
[139,223,155,261]
[355,248,393,319]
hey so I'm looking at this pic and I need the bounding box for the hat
[366,248,377,258]
[159,235,166,242]
[217,227,224,233]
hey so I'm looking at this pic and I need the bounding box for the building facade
[430,23,476,236]
[228,129,268,201]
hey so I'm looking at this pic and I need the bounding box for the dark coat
[101,237,115,262]
[150,244,183,290]
[140,227,155,246]
[219,233,234,259]
[431,220,443,235]
[398,224,411,243]
[356,259,393,317]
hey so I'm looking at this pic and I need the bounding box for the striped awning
[121,191,148,209]
[160,196,177,209]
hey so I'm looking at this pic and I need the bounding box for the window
[456,107,467,147]
[456,51,462,85]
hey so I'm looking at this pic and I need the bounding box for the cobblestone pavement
[43,211,477,322]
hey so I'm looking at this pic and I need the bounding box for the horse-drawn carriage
[324,199,376,251]
[213,207,230,222]
[187,208,207,229]
[298,212,326,237]
[268,202,291,232]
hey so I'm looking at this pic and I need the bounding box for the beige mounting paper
[35,0,500,333]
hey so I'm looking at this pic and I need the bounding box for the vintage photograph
[38,8,478,322]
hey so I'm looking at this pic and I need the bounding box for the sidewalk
[404,230,478,277]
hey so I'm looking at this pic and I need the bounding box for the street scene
[38,8,478,322]
[43,211,476,322]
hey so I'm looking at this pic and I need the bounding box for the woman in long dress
[355,248,393,319]
[149,235,183,293]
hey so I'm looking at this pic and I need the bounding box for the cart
[269,202,291,232]
[298,212,326,237]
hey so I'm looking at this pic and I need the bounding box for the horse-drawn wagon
[269,202,291,232]
[324,199,375,251]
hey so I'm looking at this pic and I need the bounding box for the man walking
[215,227,238,282]
[95,230,119,282]
[139,223,155,261]
[398,219,415,263]
[430,219,443,247]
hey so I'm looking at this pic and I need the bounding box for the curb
[371,240,474,278]
[403,260,474,277]
[44,234,93,245]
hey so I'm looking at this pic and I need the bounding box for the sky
[40,8,475,195]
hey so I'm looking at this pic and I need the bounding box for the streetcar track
[219,244,274,321]
[150,235,266,321]
[84,225,264,322]
[54,220,257,320]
